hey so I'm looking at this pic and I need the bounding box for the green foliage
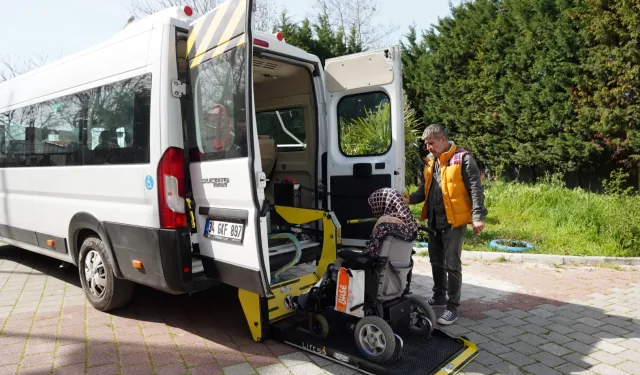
[337,98,423,185]
[339,101,391,156]
[272,8,363,65]
[400,0,640,183]
[403,95,423,186]
[408,180,640,257]
[574,0,640,170]
[602,168,635,197]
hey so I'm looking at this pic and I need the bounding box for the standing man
[403,124,487,325]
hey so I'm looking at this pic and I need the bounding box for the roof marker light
[183,5,193,16]
[276,32,284,41]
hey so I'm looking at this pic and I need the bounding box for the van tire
[78,236,133,311]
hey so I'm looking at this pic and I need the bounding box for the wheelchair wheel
[407,296,436,337]
[354,316,396,363]
[309,314,329,339]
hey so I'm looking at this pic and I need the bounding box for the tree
[574,0,640,170]
[1,54,53,154]
[271,8,363,65]
[311,0,399,50]
[271,0,403,65]
[129,0,279,32]
[0,53,50,83]
[400,0,595,181]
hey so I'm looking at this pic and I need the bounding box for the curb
[413,247,640,267]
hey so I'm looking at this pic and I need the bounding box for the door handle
[353,163,372,178]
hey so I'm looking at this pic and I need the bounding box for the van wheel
[78,236,133,312]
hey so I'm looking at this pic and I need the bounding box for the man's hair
[421,124,448,140]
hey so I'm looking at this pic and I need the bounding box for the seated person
[95,129,119,150]
[286,188,418,311]
[339,187,418,265]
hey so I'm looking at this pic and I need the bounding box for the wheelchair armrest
[338,249,376,268]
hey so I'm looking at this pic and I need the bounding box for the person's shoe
[427,296,447,307]
[437,310,458,325]
[284,295,299,310]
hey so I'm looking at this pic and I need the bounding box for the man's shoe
[427,297,447,307]
[437,310,458,325]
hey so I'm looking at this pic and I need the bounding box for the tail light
[158,147,186,228]
[253,38,269,48]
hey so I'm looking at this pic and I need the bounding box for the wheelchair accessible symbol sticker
[145,175,154,190]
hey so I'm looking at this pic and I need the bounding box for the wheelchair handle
[418,225,437,235]
[345,218,378,225]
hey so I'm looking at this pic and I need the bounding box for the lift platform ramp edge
[239,206,479,375]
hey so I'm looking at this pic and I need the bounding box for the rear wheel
[407,296,436,337]
[78,236,133,311]
[354,316,396,363]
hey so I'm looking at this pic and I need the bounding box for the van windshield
[189,45,247,161]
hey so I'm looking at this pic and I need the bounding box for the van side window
[0,97,82,167]
[0,73,151,168]
[190,46,248,161]
[256,107,306,152]
[337,91,392,157]
[85,74,152,165]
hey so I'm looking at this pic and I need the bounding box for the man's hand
[472,221,485,236]
[401,193,410,204]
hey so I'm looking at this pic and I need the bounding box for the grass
[495,255,509,263]
[589,263,627,271]
[407,179,640,257]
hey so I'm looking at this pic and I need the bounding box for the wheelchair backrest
[378,236,414,268]
[376,236,414,301]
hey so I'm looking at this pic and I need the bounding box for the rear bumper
[200,255,265,295]
[104,222,214,294]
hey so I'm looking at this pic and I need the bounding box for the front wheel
[354,316,396,363]
[78,236,133,312]
[407,296,436,337]
[309,314,329,339]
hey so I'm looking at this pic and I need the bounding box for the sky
[0,0,461,67]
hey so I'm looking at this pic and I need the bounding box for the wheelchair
[294,230,437,364]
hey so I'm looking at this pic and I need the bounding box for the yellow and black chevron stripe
[186,0,249,68]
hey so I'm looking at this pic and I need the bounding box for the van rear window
[190,45,248,161]
[338,91,391,157]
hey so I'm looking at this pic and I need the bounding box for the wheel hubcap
[358,324,386,356]
[84,250,106,298]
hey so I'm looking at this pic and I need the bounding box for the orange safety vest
[420,143,473,228]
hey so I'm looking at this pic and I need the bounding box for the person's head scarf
[368,188,417,232]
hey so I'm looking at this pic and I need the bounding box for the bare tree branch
[128,0,279,32]
[312,0,399,49]
[0,53,50,83]
[253,0,278,33]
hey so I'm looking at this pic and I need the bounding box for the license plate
[205,219,245,244]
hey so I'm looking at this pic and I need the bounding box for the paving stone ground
[0,244,638,375]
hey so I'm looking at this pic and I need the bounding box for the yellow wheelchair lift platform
[239,206,479,375]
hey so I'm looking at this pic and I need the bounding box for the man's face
[424,135,449,157]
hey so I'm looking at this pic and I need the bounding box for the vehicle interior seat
[258,135,278,179]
